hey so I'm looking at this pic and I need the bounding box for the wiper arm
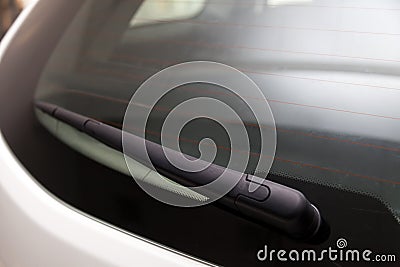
[35,101,324,241]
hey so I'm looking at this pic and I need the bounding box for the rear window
[32,0,400,265]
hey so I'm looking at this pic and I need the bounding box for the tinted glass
[22,0,400,265]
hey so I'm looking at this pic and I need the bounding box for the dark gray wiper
[35,101,325,241]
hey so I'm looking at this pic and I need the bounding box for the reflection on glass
[130,0,206,27]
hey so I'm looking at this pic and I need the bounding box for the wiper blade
[35,101,324,241]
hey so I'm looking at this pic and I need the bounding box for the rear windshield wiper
[35,101,325,242]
